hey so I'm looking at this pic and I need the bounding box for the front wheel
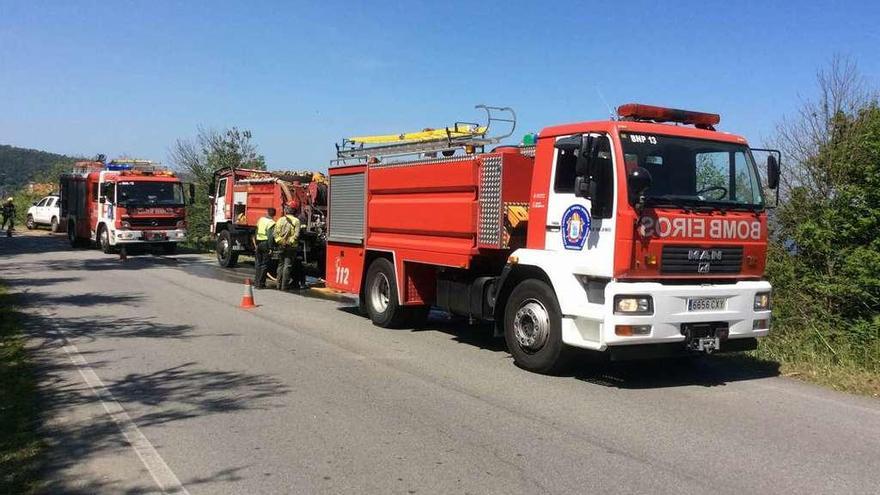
[216,230,239,268]
[26,215,35,230]
[98,225,115,254]
[503,279,571,374]
[50,217,59,233]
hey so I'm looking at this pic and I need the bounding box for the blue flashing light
[106,163,133,171]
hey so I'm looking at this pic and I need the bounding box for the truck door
[34,198,49,223]
[213,177,229,228]
[544,133,617,278]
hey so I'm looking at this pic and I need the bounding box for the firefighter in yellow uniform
[274,201,303,291]
[254,208,276,289]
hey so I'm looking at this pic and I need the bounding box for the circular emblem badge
[561,204,591,250]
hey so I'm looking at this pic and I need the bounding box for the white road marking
[51,321,190,495]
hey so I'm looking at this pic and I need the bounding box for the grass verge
[749,331,880,398]
[0,282,44,494]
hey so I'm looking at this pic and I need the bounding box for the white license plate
[687,297,726,312]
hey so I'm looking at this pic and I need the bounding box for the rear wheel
[364,258,408,328]
[26,215,35,230]
[50,216,59,233]
[503,279,571,374]
[216,230,239,268]
[67,221,82,247]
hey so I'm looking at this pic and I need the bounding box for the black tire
[67,221,82,247]
[364,257,408,328]
[503,279,571,374]
[50,216,59,233]
[98,225,115,254]
[26,215,35,230]
[216,230,239,268]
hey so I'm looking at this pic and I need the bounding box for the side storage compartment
[326,164,367,294]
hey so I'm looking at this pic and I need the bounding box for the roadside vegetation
[758,56,880,396]
[0,283,44,494]
[169,127,265,251]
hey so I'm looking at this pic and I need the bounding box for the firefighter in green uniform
[274,201,303,291]
[1,198,15,235]
[254,207,276,289]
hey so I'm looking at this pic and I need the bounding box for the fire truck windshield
[116,181,185,207]
[619,132,765,210]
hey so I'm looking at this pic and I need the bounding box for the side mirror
[189,183,196,205]
[575,136,594,178]
[628,167,653,203]
[99,197,106,204]
[767,155,780,190]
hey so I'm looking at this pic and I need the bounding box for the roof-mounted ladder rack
[333,105,516,165]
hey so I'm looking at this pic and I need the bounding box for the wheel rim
[218,237,230,261]
[513,298,551,352]
[101,228,109,248]
[369,272,391,314]
[27,217,34,228]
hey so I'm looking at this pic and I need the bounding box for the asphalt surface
[1,231,879,494]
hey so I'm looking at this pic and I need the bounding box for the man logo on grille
[698,262,711,273]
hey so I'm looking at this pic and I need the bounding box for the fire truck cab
[326,104,781,373]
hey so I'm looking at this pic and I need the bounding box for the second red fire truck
[323,104,781,373]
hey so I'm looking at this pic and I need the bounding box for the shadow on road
[338,305,781,388]
[0,254,290,493]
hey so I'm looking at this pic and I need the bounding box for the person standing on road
[274,201,303,291]
[254,207,276,289]
[1,198,15,234]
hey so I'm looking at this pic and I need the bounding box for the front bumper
[561,280,771,352]
[112,229,187,244]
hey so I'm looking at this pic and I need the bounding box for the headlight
[754,292,771,311]
[614,295,653,315]
[176,220,186,228]
[121,221,131,229]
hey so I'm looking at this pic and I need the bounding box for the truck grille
[128,218,179,228]
[660,246,743,274]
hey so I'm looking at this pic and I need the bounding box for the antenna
[596,87,615,120]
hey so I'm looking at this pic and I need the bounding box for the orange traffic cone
[240,278,256,309]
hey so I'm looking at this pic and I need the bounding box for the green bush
[762,104,880,376]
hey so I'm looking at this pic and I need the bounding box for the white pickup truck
[26,194,61,232]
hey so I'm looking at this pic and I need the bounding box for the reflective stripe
[256,217,275,241]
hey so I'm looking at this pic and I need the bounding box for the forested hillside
[0,144,78,196]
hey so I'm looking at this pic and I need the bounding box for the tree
[765,56,880,372]
[168,127,265,248]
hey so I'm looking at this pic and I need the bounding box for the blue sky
[1,0,878,170]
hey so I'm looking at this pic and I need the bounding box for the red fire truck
[209,168,327,272]
[60,158,193,254]
[325,104,781,373]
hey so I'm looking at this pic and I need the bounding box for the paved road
[2,232,879,494]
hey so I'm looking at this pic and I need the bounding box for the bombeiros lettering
[639,216,761,240]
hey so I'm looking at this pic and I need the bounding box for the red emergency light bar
[617,103,721,130]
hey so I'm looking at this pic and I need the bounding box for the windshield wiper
[644,195,699,212]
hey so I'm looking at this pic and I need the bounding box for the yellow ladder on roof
[347,125,488,145]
